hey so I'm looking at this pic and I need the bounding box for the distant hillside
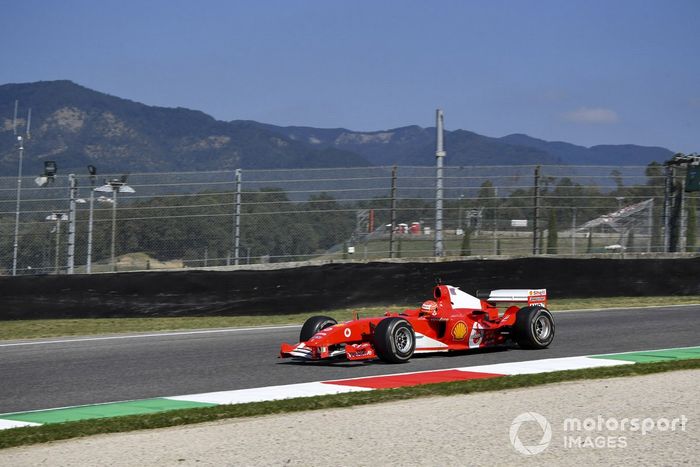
[0,81,369,176]
[250,122,561,166]
[257,123,673,167]
[500,133,673,166]
[0,80,674,177]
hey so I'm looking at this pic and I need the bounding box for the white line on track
[0,324,302,348]
[1,304,696,349]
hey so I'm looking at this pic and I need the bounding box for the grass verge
[1,296,699,341]
[1,358,698,450]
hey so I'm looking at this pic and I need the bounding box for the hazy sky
[3,0,699,152]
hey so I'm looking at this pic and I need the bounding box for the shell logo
[451,321,468,340]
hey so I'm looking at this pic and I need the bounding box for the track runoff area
[1,346,698,430]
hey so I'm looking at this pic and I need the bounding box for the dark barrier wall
[1,257,699,319]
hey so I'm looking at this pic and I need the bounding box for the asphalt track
[1,305,699,414]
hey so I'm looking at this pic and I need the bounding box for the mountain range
[0,80,673,177]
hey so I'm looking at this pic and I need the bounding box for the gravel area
[1,370,698,466]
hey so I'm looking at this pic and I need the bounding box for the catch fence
[0,164,696,275]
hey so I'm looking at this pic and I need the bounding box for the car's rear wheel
[300,316,337,342]
[513,306,555,349]
[373,318,415,363]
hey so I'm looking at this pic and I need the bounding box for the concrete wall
[1,257,698,319]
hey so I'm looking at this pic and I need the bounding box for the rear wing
[486,289,547,306]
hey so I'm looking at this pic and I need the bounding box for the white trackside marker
[0,419,40,429]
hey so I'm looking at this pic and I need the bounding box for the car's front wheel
[299,316,337,342]
[373,318,415,363]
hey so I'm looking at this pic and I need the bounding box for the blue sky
[2,0,699,152]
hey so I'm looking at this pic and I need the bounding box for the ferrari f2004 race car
[280,284,554,363]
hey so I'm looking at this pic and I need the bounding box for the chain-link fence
[0,164,697,275]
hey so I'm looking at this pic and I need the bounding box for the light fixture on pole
[46,212,68,274]
[95,175,135,272]
[34,161,57,188]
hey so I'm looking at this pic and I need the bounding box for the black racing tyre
[373,318,416,363]
[299,316,337,342]
[513,306,555,349]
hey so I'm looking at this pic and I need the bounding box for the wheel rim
[534,315,551,342]
[394,327,413,353]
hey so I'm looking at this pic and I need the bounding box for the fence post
[679,176,687,252]
[110,188,118,272]
[571,206,577,255]
[234,168,242,266]
[67,174,78,274]
[389,165,397,258]
[54,218,61,274]
[647,199,654,253]
[86,183,95,273]
[493,187,498,255]
[662,165,673,252]
[532,165,541,255]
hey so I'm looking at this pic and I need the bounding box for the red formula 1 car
[280,284,554,363]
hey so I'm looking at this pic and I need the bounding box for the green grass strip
[1,358,698,450]
[1,399,215,425]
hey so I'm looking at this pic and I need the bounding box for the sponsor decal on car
[469,322,485,348]
[527,289,547,306]
[345,343,375,360]
[452,321,468,340]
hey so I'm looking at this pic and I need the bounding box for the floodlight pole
[67,174,78,274]
[434,109,445,257]
[11,136,24,276]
